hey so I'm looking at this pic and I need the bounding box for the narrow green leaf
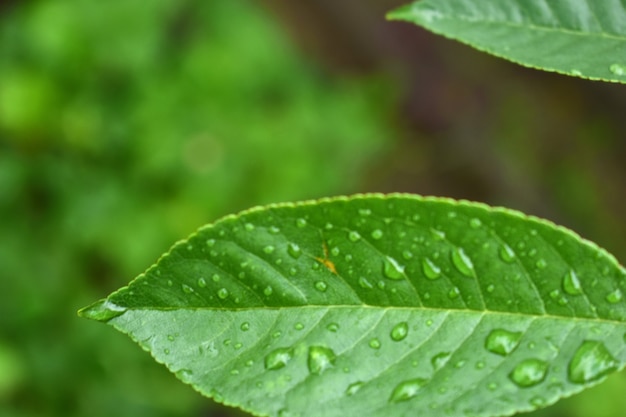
[79,194,626,417]
[388,0,626,83]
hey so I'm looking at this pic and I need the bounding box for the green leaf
[79,194,626,417]
[388,0,626,84]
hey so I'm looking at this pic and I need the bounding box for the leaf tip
[77,299,127,322]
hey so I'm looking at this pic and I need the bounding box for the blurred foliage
[0,1,394,416]
[1,0,626,416]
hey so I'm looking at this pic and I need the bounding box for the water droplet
[358,277,373,289]
[294,323,304,330]
[371,229,384,240]
[606,289,623,304]
[210,388,224,402]
[230,369,239,375]
[234,342,243,350]
[536,259,547,269]
[315,281,328,292]
[263,286,273,296]
[240,322,250,331]
[269,226,280,234]
[509,359,548,388]
[485,329,523,356]
[451,247,475,277]
[430,228,446,240]
[390,322,409,341]
[348,231,361,242]
[307,346,336,374]
[560,270,582,295]
[264,347,293,370]
[346,381,364,396]
[609,63,626,76]
[167,334,175,341]
[431,353,451,371]
[475,361,485,369]
[499,244,516,263]
[164,348,170,355]
[263,245,275,254]
[383,256,405,280]
[286,243,302,259]
[486,284,495,293]
[197,278,207,288]
[331,247,340,256]
[217,288,229,299]
[244,223,255,231]
[272,330,282,339]
[326,323,339,332]
[568,340,618,384]
[212,274,220,282]
[377,280,386,290]
[426,319,433,327]
[182,284,194,294]
[359,208,372,216]
[530,396,546,407]
[487,382,498,391]
[470,218,482,228]
[167,280,173,287]
[296,218,307,228]
[454,360,466,368]
[448,287,460,299]
[206,239,216,247]
[369,338,381,349]
[571,69,583,76]
[401,250,413,261]
[422,258,441,280]
[389,378,427,403]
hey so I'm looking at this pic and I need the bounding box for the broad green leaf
[79,194,626,417]
[388,0,626,84]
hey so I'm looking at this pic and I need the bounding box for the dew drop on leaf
[371,229,384,240]
[609,63,626,76]
[369,338,381,349]
[422,258,441,280]
[568,340,618,384]
[240,322,250,331]
[348,231,361,242]
[509,359,548,388]
[485,329,523,356]
[307,346,336,375]
[402,250,413,260]
[315,281,328,292]
[536,259,548,269]
[448,287,460,299]
[263,245,275,254]
[430,228,445,240]
[244,223,254,231]
[206,239,215,247]
[263,286,273,296]
[294,323,304,330]
[182,284,194,294]
[346,381,364,396]
[383,256,405,280]
[390,322,409,341]
[431,352,451,370]
[212,274,220,282]
[451,247,475,277]
[264,347,293,371]
[217,288,229,299]
[326,323,339,332]
[606,289,623,304]
[296,218,307,228]
[470,218,482,228]
[389,378,427,403]
[287,243,302,259]
[197,277,207,288]
[562,270,583,295]
[358,277,373,289]
[499,244,516,263]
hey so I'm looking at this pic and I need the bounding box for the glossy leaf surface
[80,194,626,417]
[388,0,626,84]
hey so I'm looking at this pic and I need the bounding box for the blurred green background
[1,1,625,416]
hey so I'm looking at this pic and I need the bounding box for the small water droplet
[197,278,207,288]
[530,396,546,407]
[562,270,583,295]
[331,247,340,257]
[206,239,216,247]
[269,226,280,234]
[167,280,173,287]
[315,281,328,292]
[210,388,224,402]
[359,208,372,216]
[182,284,194,294]
[230,369,239,375]
[422,258,441,280]
[307,346,336,374]
[272,330,282,339]
[212,274,220,282]
[486,284,495,293]
[389,378,427,403]
[571,69,583,76]
[244,223,255,231]
[326,323,339,332]
[371,229,384,240]
[217,288,229,299]
[263,286,273,296]
[448,287,460,299]
[430,228,446,240]
[358,277,373,289]
[568,340,618,384]
[383,256,405,280]
[348,231,361,242]
[240,322,250,331]
[390,322,409,341]
[167,334,175,341]
[401,250,413,260]
[296,218,307,228]
[499,244,516,263]
[609,63,626,76]
[264,347,293,370]
[475,361,485,369]
[536,259,547,269]
[263,245,275,254]
[426,319,433,327]
[454,360,466,368]
[485,329,523,356]
[294,322,304,330]
[164,348,170,355]
[487,382,498,391]
[606,289,623,304]
[369,338,381,349]
[451,247,475,277]
[346,381,364,396]
[234,342,243,350]
[509,359,548,388]
[431,352,451,370]
[286,243,302,259]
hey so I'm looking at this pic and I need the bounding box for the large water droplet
[348,231,361,242]
[431,352,451,370]
[390,322,409,341]
[346,381,364,396]
[217,288,229,299]
[422,258,441,280]
[383,256,405,280]
[609,63,626,76]
[499,244,516,263]
[287,243,302,259]
[451,247,475,277]
[485,329,523,356]
[389,378,427,403]
[562,270,583,295]
[371,229,384,240]
[264,347,293,370]
[308,346,336,375]
[606,289,623,304]
[509,359,548,388]
[568,340,618,384]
